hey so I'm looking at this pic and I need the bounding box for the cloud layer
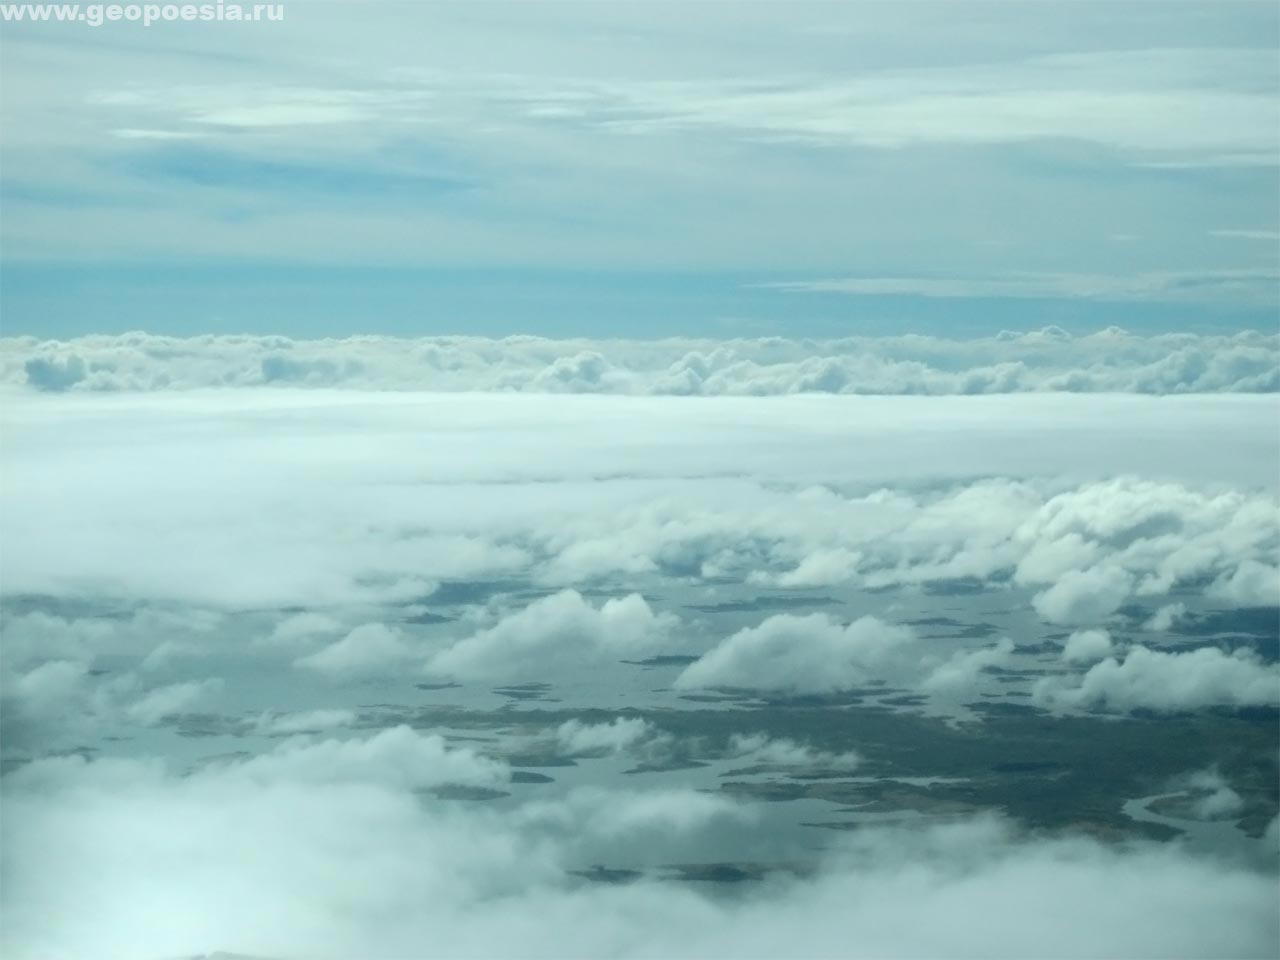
[5,328,1278,395]
[4,735,1276,960]
[2,389,1274,610]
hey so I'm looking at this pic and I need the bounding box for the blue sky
[1,1,1277,338]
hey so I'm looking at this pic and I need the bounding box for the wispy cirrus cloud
[760,269,1280,306]
[3,8,1277,292]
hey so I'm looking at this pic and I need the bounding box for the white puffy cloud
[253,709,357,736]
[556,717,655,757]
[1034,645,1280,713]
[295,623,416,678]
[123,678,223,725]
[265,611,344,646]
[513,786,750,844]
[0,612,114,669]
[21,354,86,392]
[921,638,1016,695]
[428,591,673,681]
[1013,533,1101,585]
[0,607,224,672]
[727,733,859,771]
[2,659,223,738]
[760,547,863,588]
[1144,603,1187,632]
[1032,566,1132,626]
[1212,560,1280,606]
[1184,769,1247,821]
[1195,787,1246,821]
[676,614,1009,698]
[528,475,1278,619]
[4,660,222,742]
[216,726,506,790]
[1061,629,1114,665]
[676,614,915,694]
[2,659,89,720]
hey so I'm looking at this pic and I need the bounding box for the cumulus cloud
[676,614,915,694]
[513,785,751,844]
[0,612,114,668]
[1032,566,1132,626]
[759,547,863,588]
[2,659,223,740]
[676,614,1009,698]
[2,659,89,720]
[1212,560,1280,606]
[556,717,656,757]
[123,678,224,725]
[22,354,86,392]
[921,638,1016,694]
[3,329,1276,396]
[1144,603,1186,632]
[727,733,859,771]
[1060,629,1114,665]
[252,709,357,736]
[428,591,673,681]
[1,660,225,742]
[265,611,344,646]
[530,475,1278,619]
[0,607,223,670]
[1013,532,1101,585]
[1184,769,1247,821]
[1034,645,1280,713]
[216,726,506,790]
[295,623,416,677]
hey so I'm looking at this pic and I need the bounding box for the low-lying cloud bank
[6,328,1278,395]
[3,732,1276,960]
